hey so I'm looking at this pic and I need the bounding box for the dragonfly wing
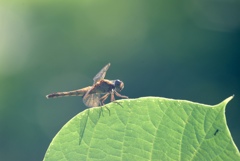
[93,63,110,84]
[83,63,110,107]
[83,87,101,107]
[83,93,101,107]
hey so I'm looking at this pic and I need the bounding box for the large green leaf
[44,96,239,161]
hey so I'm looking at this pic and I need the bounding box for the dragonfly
[46,63,128,107]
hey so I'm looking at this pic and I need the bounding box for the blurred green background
[0,0,240,160]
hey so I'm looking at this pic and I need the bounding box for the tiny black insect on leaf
[214,129,219,136]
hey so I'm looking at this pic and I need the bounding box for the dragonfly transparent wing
[93,63,110,84]
[83,91,101,107]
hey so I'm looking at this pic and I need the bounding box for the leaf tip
[222,95,234,105]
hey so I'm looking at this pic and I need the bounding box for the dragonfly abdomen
[46,87,91,99]
[46,91,80,98]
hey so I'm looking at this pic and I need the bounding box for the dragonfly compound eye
[115,79,124,91]
[115,79,121,86]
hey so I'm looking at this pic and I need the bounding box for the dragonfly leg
[114,91,128,99]
[100,93,110,105]
[111,92,115,102]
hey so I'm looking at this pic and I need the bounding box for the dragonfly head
[114,79,124,92]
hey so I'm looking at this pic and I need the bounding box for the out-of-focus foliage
[0,0,239,160]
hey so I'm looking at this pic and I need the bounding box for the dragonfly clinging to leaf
[46,63,128,107]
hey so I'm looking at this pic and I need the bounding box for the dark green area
[0,1,239,160]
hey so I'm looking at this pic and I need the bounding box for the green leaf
[43,96,240,161]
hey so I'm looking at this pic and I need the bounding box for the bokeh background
[0,0,240,160]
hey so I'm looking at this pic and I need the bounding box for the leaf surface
[44,96,240,161]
